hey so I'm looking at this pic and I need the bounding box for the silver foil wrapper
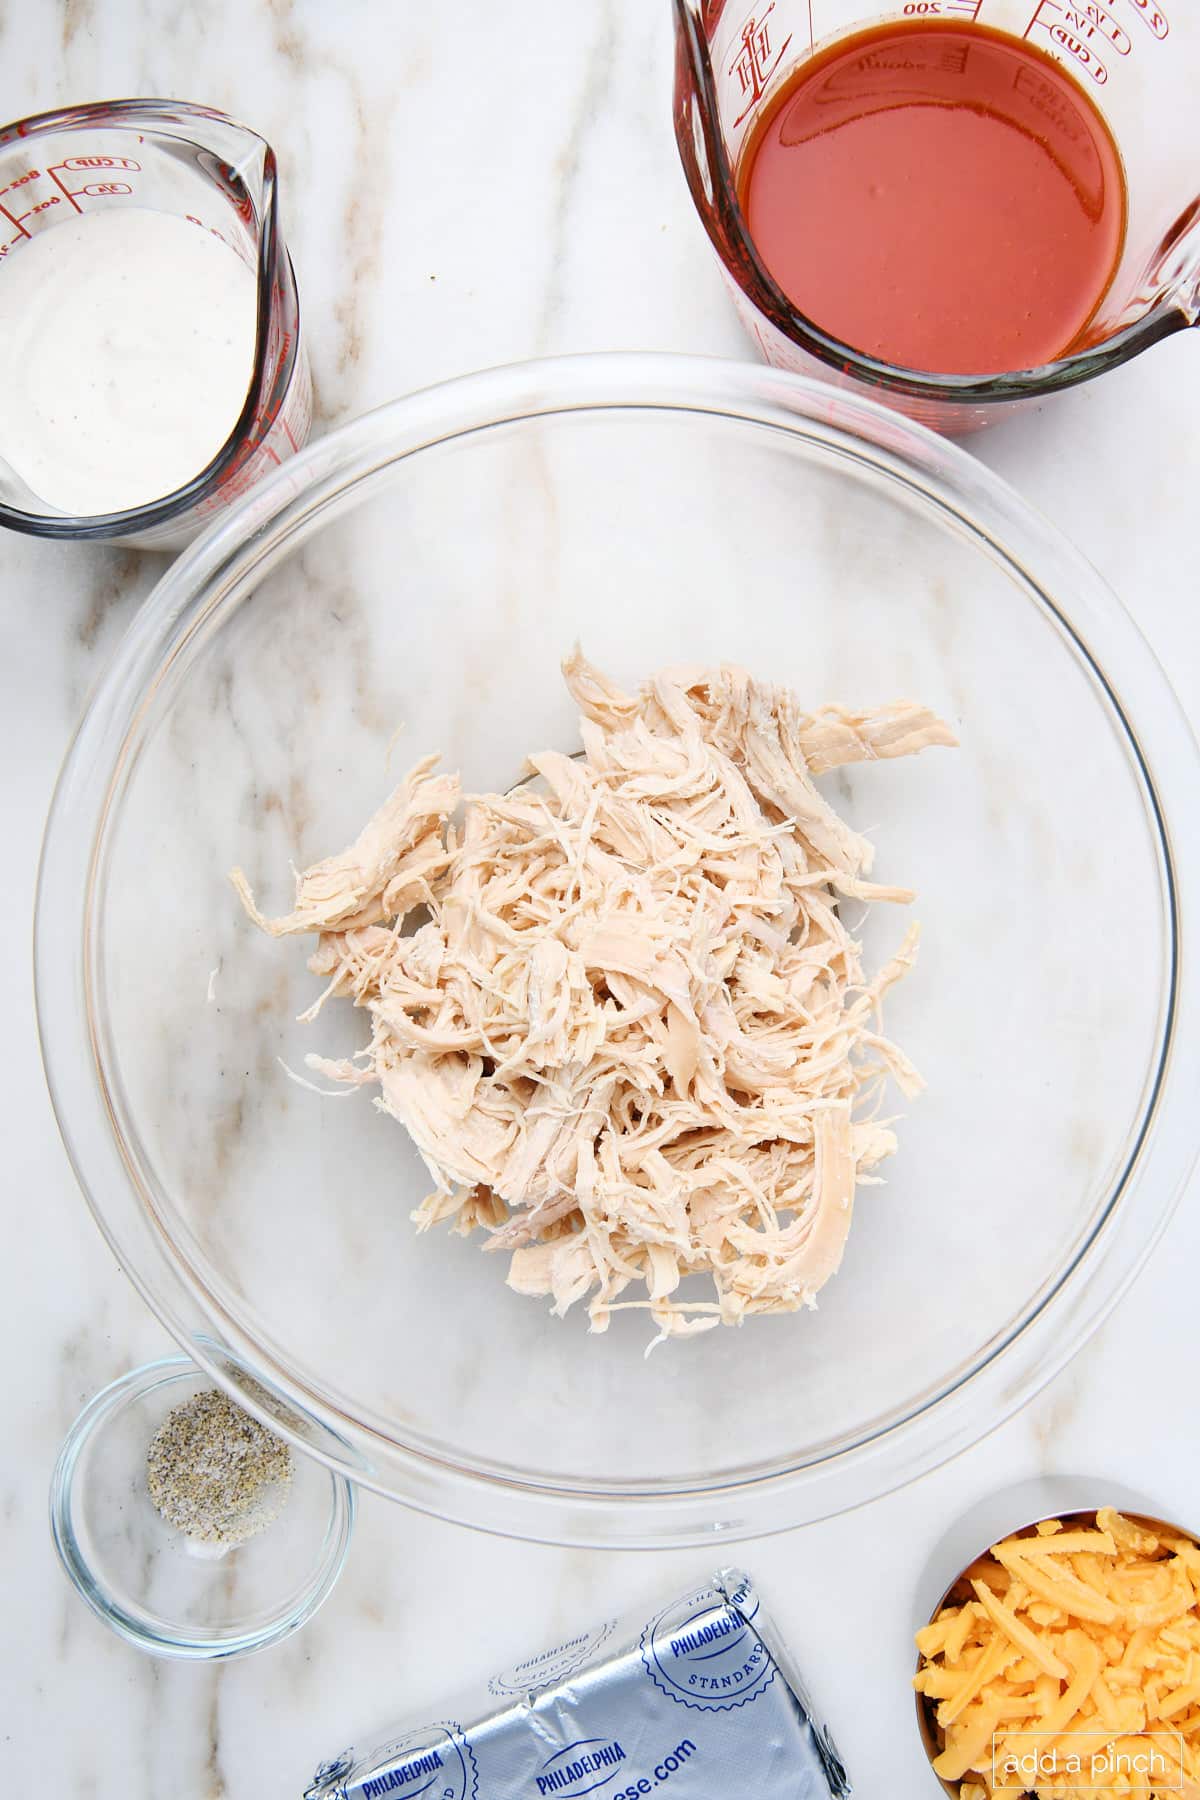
[306,1569,850,1800]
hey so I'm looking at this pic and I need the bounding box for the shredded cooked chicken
[233,654,955,1344]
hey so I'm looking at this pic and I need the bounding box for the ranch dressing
[0,207,258,517]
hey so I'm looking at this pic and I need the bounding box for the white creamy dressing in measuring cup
[0,207,258,518]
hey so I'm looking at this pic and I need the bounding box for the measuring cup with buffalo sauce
[0,100,310,547]
[674,0,1200,430]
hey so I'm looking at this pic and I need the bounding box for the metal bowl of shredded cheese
[36,356,1200,1545]
[914,1484,1200,1798]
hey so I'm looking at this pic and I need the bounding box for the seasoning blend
[146,1386,294,1554]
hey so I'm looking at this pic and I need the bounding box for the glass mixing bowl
[36,356,1200,1548]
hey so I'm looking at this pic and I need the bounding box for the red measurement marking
[1049,21,1109,78]
[183,213,232,249]
[1024,0,1053,37]
[46,159,141,209]
[1026,2,1110,78]
[59,155,140,173]
[0,168,40,200]
[729,4,794,127]
[3,193,62,229]
[1125,0,1168,37]
[0,185,60,251]
[46,165,82,213]
[1062,2,1130,52]
[905,1,982,13]
[0,201,30,254]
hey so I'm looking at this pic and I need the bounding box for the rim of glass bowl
[34,353,1200,1548]
[48,1356,356,1659]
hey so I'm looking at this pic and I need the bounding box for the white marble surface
[4,2,1200,1794]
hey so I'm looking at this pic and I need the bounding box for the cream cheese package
[305,1570,850,1800]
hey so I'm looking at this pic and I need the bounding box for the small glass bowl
[50,1356,355,1660]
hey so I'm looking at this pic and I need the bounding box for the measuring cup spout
[163,107,273,208]
[1151,199,1200,325]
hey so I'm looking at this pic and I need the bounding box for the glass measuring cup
[674,0,1200,430]
[0,100,310,547]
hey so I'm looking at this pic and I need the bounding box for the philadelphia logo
[641,1576,775,1714]
[361,1750,444,1799]
[535,1738,628,1797]
[489,1621,617,1700]
[358,1723,477,1800]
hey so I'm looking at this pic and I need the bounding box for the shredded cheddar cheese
[915,1510,1200,1798]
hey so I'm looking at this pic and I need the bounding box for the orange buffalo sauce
[737,22,1126,376]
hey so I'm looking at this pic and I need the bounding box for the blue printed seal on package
[304,1570,851,1800]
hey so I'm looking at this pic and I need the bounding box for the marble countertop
[5,3,1200,1794]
